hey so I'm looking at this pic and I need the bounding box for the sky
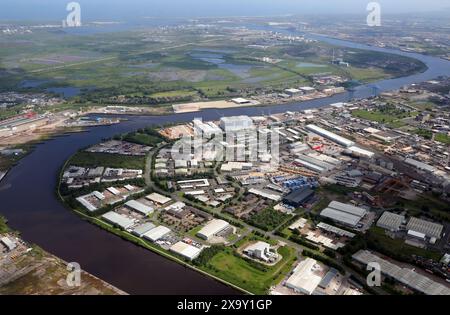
[0,0,449,21]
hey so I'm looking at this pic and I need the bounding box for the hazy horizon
[1,0,449,21]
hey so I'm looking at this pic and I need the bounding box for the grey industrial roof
[328,201,367,217]
[320,201,367,227]
[404,158,435,173]
[102,211,134,229]
[320,208,362,227]
[284,188,315,205]
[317,222,355,238]
[132,222,156,237]
[125,200,154,215]
[377,212,405,231]
[353,250,450,295]
[406,217,443,239]
[319,268,339,289]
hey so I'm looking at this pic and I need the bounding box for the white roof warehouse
[196,219,230,240]
[306,124,355,147]
[170,241,202,260]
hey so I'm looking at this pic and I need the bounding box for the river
[0,28,449,295]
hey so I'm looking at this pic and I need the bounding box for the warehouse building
[285,88,302,96]
[132,222,156,237]
[125,200,154,216]
[170,241,203,261]
[102,211,135,230]
[146,193,172,206]
[377,212,405,232]
[76,191,105,212]
[306,124,355,147]
[283,188,315,207]
[285,258,324,295]
[320,201,367,228]
[196,219,230,241]
[353,250,450,295]
[316,222,356,238]
[248,188,282,202]
[406,217,443,241]
[345,146,375,159]
[0,236,17,252]
[143,226,171,242]
[404,158,436,173]
[295,154,336,172]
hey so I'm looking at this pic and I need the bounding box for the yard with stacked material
[0,217,125,295]
[0,248,126,295]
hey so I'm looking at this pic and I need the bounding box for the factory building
[196,219,230,241]
[295,154,337,173]
[306,124,355,147]
[285,88,302,96]
[320,201,367,228]
[283,188,315,207]
[101,211,135,230]
[146,193,172,206]
[285,258,323,295]
[170,241,202,261]
[248,188,282,202]
[132,222,156,237]
[0,236,17,252]
[353,250,450,295]
[377,212,405,232]
[300,86,316,94]
[345,146,375,159]
[406,217,444,241]
[404,158,436,173]
[143,226,171,242]
[125,200,154,216]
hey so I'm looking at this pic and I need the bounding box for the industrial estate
[55,75,450,295]
[0,4,449,297]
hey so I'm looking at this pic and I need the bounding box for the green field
[201,246,296,294]
[398,195,450,222]
[69,152,145,169]
[352,105,417,128]
[344,67,388,82]
[435,133,450,145]
[0,216,9,234]
[0,25,426,110]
